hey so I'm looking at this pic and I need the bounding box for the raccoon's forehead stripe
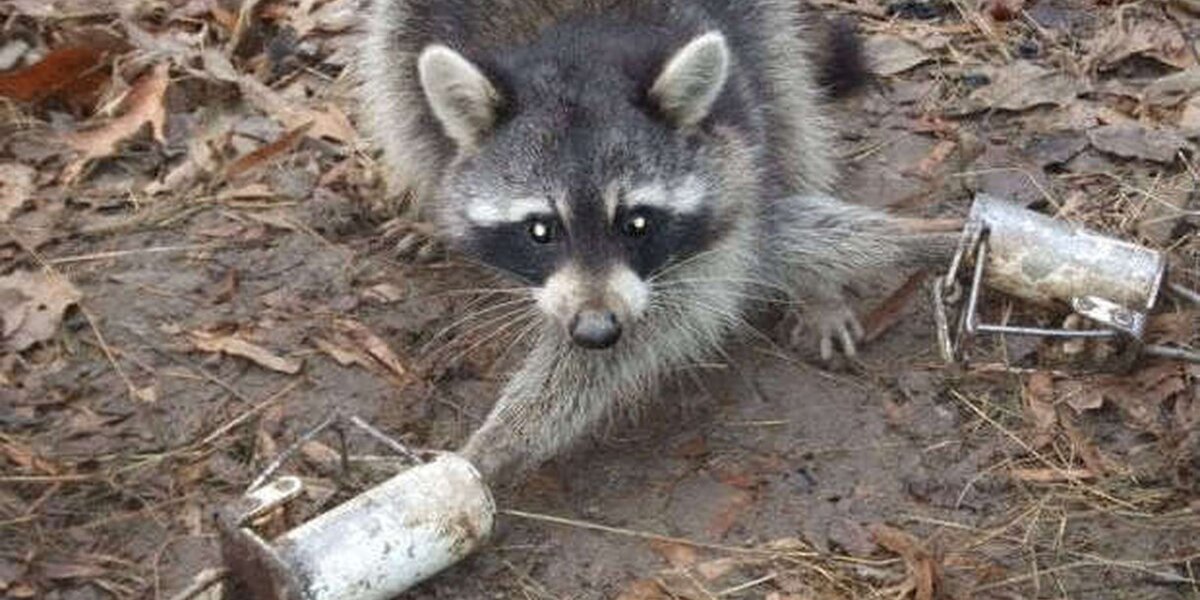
[626,176,708,214]
[465,197,552,225]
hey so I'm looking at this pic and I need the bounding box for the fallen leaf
[865,34,933,76]
[1056,379,1105,413]
[63,63,170,179]
[649,539,699,569]
[1087,14,1196,71]
[1057,406,1111,475]
[1026,131,1090,167]
[0,270,82,352]
[1134,173,1195,245]
[224,122,313,180]
[0,440,61,475]
[334,318,408,381]
[189,330,303,374]
[1183,97,1200,131]
[0,45,117,112]
[1024,372,1059,448]
[862,271,929,342]
[983,0,1025,20]
[962,61,1087,113]
[1142,68,1200,108]
[1146,311,1199,347]
[201,50,355,143]
[615,580,669,600]
[1088,123,1189,163]
[313,336,374,368]
[707,488,753,538]
[0,163,36,223]
[911,140,958,180]
[868,524,940,600]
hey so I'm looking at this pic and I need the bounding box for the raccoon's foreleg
[459,332,642,484]
[773,194,957,359]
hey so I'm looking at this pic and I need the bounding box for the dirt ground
[2,0,1199,599]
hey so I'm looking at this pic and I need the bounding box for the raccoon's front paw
[793,303,864,361]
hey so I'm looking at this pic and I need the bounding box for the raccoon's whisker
[652,277,793,296]
[652,293,778,351]
[647,247,739,282]
[432,287,534,299]
[430,302,537,356]
[440,309,540,368]
[650,282,792,305]
[490,313,545,371]
[422,296,535,352]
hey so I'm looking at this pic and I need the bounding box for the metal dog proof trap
[217,414,495,600]
[933,194,1171,369]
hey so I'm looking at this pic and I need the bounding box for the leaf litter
[2,0,1200,598]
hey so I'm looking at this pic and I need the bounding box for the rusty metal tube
[967,195,1166,312]
[222,454,494,600]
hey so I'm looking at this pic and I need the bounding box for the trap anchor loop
[217,413,495,600]
[933,194,1200,368]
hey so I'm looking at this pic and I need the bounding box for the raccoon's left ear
[418,44,502,150]
[650,31,730,127]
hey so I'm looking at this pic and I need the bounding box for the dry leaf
[1142,68,1200,108]
[334,318,408,380]
[201,50,355,143]
[983,0,1025,21]
[963,61,1087,113]
[865,34,932,76]
[0,270,82,352]
[649,539,699,569]
[1087,15,1196,71]
[868,524,940,600]
[313,336,374,368]
[0,45,116,112]
[224,122,314,179]
[189,330,303,374]
[0,163,36,224]
[862,271,929,343]
[615,580,669,600]
[64,63,170,179]
[1088,123,1189,163]
[1024,372,1059,448]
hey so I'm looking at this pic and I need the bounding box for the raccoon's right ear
[650,31,730,127]
[418,45,502,150]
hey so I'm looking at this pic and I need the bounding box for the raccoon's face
[419,30,738,349]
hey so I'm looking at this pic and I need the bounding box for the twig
[122,325,256,404]
[501,509,808,558]
[950,390,1138,510]
[47,244,217,265]
[193,378,304,449]
[166,568,228,600]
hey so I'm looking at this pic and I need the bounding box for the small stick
[167,568,228,600]
[46,244,216,265]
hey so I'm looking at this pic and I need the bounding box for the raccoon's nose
[570,309,622,349]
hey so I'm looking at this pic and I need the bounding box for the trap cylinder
[967,196,1166,314]
[220,454,495,600]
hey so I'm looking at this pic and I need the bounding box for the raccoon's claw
[795,304,864,361]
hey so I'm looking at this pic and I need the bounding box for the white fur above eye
[650,31,730,127]
[418,44,501,149]
[465,197,553,225]
[626,175,708,215]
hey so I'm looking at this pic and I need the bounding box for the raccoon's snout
[570,309,622,349]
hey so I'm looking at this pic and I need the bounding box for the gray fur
[358,0,956,483]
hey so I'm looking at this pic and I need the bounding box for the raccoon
[359,0,952,482]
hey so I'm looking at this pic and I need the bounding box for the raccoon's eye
[622,213,651,238]
[528,219,555,244]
